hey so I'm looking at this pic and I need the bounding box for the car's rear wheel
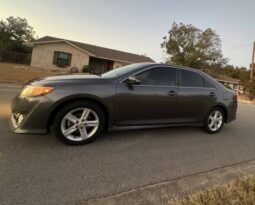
[53,101,106,145]
[204,107,224,134]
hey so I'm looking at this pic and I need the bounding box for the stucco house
[213,73,243,94]
[26,36,154,73]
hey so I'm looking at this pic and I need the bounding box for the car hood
[28,74,103,86]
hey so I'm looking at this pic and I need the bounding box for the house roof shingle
[29,36,155,64]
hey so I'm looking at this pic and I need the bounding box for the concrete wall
[31,42,90,71]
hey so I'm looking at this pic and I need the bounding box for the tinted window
[135,67,176,86]
[204,79,214,88]
[101,63,148,78]
[180,70,204,87]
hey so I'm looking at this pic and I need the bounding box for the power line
[225,42,253,51]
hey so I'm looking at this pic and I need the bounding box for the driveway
[0,85,255,205]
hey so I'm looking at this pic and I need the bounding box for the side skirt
[109,123,203,131]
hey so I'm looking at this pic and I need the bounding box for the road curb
[0,83,23,88]
[75,160,255,205]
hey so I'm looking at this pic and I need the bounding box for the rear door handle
[167,91,177,96]
[209,92,216,97]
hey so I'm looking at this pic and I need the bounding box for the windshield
[101,63,149,78]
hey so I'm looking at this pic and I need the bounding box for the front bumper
[10,94,54,134]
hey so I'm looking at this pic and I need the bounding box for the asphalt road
[0,85,255,205]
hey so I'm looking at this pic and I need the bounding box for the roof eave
[24,40,96,57]
[26,38,155,63]
[216,79,240,84]
[23,40,65,47]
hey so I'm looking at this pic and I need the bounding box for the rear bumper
[10,95,54,134]
[226,101,237,123]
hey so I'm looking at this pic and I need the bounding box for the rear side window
[204,79,214,88]
[180,70,204,88]
[135,67,177,86]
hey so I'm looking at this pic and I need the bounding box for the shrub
[223,84,232,90]
[82,65,90,73]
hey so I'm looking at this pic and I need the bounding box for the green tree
[161,22,228,69]
[0,16,36,52]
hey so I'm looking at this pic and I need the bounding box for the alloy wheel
[60,108,99,141]
[208,110,223,132]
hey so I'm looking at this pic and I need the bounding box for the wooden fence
[0,50,31,65]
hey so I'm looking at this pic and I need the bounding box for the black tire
[204,107,225,134]
[53,101,106,145]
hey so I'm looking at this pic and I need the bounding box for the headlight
[20,86,54,97]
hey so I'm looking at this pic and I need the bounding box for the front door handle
[167,91,177,96]
[209,92,216,97]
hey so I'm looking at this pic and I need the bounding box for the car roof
[141,63,202,73]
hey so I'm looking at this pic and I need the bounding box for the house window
[53,51,72,67]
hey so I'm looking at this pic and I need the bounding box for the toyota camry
[10,63,237,145]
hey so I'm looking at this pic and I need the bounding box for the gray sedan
[10,63,237,145]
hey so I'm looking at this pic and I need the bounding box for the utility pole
[250,42,255,80]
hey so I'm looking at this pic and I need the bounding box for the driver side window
[135,67,177,86]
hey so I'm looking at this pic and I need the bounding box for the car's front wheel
[204,107,224,134]
[53,101,106,145]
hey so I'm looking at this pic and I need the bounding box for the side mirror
[124,76,141,85]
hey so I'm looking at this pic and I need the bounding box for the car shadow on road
[98,125,230,144]
[1,114,233,151]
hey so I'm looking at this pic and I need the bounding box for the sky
[1,0,255,68]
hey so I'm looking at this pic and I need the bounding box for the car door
[176,69,217,123]
[115,66,178,126]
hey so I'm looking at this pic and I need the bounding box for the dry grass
[0,63,65,85]
[168,176,255,205]
[238,95,255,104]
